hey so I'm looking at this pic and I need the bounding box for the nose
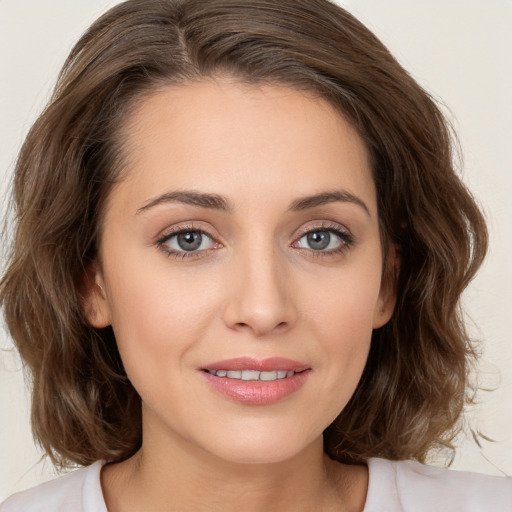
[222,245,298,337]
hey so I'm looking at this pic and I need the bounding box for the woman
[0,0,510,510]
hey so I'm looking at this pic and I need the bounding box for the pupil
[307,231,330,250]
[177,231,202,251]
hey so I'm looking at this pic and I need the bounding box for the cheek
[102,264,224,421]
[307,261,382,342]
[103,254,221,376]
[302,263,381,398]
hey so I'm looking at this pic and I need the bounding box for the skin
[85,77,397,512]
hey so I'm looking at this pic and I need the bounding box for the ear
[372,243,400,329]
[80,261,112,328]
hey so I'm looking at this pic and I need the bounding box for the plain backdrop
[1,0,511,501]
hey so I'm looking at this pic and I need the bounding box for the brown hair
[0,0,487,468]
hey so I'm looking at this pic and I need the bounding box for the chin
[198,422,320,466]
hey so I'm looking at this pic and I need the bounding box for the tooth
[241,370,260,381]
[213,369,296,380]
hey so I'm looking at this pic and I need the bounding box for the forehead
[112,77,376,216]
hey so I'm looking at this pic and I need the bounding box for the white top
[1,457,511,511]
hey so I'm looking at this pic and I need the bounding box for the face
[85,78,396,465]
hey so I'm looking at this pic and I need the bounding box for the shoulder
[0,461,107,512]
[364,457,512,512]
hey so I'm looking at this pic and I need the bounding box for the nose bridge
[222,236,296,336]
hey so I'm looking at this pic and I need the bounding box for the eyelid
[154,220,354,260]
[294,221,352,242]
[155,223,223,259]
[291,221,354,254]
[155,222,218,244]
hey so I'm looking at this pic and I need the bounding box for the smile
[205,369,296,381]
[201,357,311,405]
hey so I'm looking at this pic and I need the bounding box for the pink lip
[200,357,311,405]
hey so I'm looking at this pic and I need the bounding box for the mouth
[200,357,311,405]
[204,369,298,381]
[201,356,309,373]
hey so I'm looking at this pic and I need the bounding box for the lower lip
[201,370,310,405]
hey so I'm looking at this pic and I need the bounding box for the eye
[294,225,353,254]
[157,227,218,259]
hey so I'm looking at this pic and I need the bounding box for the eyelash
[294,223,354,259]
[155,222,354,261]
[155,223,214,261]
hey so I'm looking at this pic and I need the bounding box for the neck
[101,415,368,512]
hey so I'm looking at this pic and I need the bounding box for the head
[0,0,487,467]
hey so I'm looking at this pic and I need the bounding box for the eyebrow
[288,191,370,216]
[137,191,232,214]
[136,189,370,216]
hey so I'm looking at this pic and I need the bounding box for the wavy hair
[0,0,487,467]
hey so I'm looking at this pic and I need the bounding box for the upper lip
[201,357,310,373]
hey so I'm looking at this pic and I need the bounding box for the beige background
[1,0,511,501]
